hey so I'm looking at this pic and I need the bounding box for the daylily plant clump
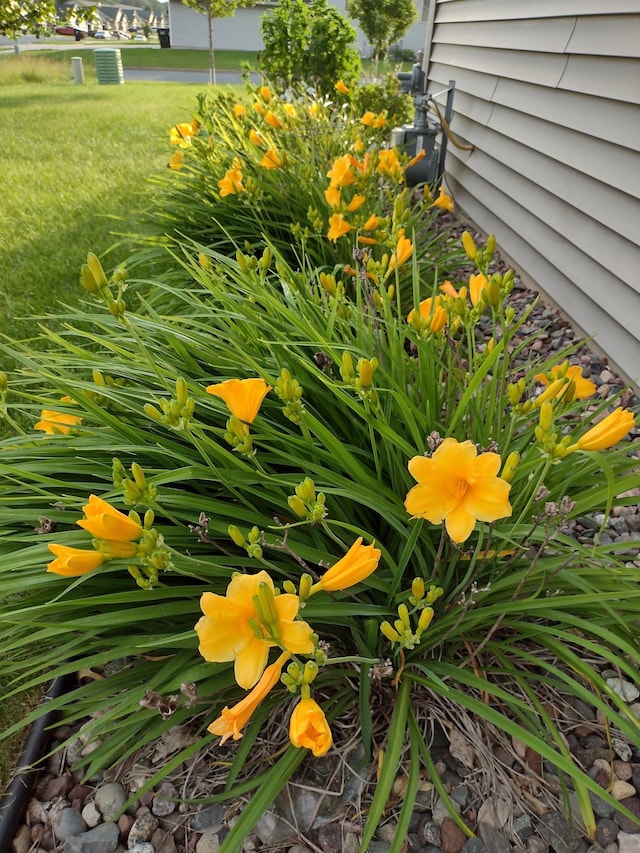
[0,89,639,852]
[142,82,458,292]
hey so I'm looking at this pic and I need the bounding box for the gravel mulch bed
[8,213,640,853]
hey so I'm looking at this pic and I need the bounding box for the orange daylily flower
[206,378,271,423]
[335,79,349,95]
[535,364,596,400]
[358,236,377,245]
[249,128,264,147]
[310,537,381,593]
[405,438,512,543]
[76,495,144,542]
[208,652,289,743]
[47,544,105,577]
[439,280,460,299]
[289,696,332,756]
[196,572,314,689]
[407,149,426,168]
[362,214,380,231]
[259,85,271,102]
[327,213,351,242]
[233,103,246,118]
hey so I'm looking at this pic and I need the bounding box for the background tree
[348,0,418,73]
[179,0,258,84]
[260,0,360,94]
[0,0,95,39]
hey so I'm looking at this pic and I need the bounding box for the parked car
[133,34,147,41]
[93,30,112,40]
[54,25,85,37]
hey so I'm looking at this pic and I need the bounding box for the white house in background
[167,0,428,56]
[423,1,640,387]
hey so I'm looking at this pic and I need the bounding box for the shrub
[260,0,360,94]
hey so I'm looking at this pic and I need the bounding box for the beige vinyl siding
[425,3,640,385]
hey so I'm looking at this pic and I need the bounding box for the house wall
[167,1,427,57]
[423,0,640,386]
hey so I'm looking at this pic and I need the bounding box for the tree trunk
[208,10,216,85]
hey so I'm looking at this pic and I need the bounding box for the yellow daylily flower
[233,103,246,118]
[535,364,596,400]
[468,273,488,306]
[207,652,289,744]
[35,397,82,435]
[327,155,355,188]
[168,151,185,170]
[376,148,403,181]
[335,79,349,95]
[264,111,282,130]
[259,85,271,102]
[407,297,447,334]
[196,571,314,689]
[218,167,244,197]
[361,111,375,126]
[170,121,198,147]
[310,537,381,593]
[261,148,283,169]
[289,697,332,756]
[405,438,512,543]
[431,185,454,212]
[76,495,144,542]
[345,194,366,213]
[205,377,271,423]
[47,544,105,577]
[362,214,380,231]
[327,213,351,242]
[568,407,635,453]
[324,186,341,208]
[283,103,297,118]
[387,229,413,274]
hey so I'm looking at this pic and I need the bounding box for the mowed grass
[0,79,218,342]
[29,46,260,71]
[0,76,221,790]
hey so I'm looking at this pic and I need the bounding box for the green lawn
[29,47,260,71]
[0,80,211,342]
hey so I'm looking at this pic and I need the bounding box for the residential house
[422,0,640,386]
[166,0,428,57]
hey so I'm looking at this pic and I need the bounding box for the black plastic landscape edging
[0,674,74,850]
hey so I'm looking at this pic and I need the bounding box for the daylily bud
[417,606,434,632]
[299,573,313,600]
[228,525,246,547]
[486,234,496,257]
[461,231,477,260]
[287,495,307,517]
[539,400,553,432]
[380,620,402,643]
[501,451,520,482]
[87,252,108,289]
[411,577,425,600]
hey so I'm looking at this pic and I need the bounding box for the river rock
[94,783,128,821]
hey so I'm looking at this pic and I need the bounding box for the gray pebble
[513,814,533,840]
[461,838,489,852]
[189,803,225,832]
[527,837,549,853]
[62,821,119,853]
[129,845,155,853]
[94,782,128,822]
[53,807,88,840]
[606,679,640,703]
[596,821,620,845]
[421,820,441,846]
